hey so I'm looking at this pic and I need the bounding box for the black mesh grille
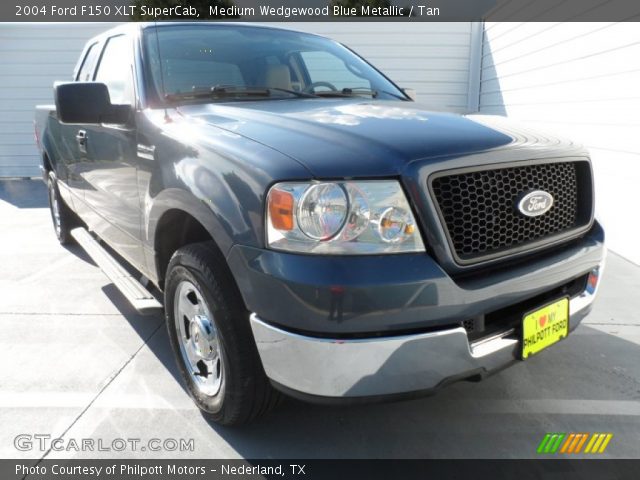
[431,162,591,263]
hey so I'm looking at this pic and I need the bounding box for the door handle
[75,130,87,153]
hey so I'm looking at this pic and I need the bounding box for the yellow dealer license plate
[521,297,569,359]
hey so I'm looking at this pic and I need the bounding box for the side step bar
[71,228,163,315]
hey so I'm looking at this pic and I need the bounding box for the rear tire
[47,171,77,245]
[164,241,280,425]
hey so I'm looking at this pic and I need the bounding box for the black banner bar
[4,459,640,480]
[4,0,640,22]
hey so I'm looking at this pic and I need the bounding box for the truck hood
[177,99,577,177]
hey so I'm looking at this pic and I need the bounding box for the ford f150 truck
[35,23,605,425]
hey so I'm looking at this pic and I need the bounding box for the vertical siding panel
[479,22,640,264]
[0,23,115,177]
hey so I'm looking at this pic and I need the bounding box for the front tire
[164,242,280,425]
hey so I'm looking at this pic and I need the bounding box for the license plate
[521,297,569,359]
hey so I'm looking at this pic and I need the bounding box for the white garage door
[479,22,640,265]
[0,21,478,178]
[0,23,113,178]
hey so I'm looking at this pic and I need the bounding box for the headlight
[266,180,425,254]
[297,183,348,240]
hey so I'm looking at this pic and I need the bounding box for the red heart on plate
[539,315,548,328]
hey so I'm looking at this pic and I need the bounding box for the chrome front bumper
[250,269,602,399]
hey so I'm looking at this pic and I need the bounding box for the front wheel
[164,242,280,425]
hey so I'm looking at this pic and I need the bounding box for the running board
[71,228,162,315]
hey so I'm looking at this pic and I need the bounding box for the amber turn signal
[268,189,294,231]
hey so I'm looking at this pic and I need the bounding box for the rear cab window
[94,35,135,105]
[76,42,100,82]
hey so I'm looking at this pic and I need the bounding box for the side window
[76,43,100,82]
[94,35,134,104]
[300,50,370,90]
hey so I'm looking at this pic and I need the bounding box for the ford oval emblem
[517,190,554,217]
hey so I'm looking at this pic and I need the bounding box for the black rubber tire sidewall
[164,242,278,425]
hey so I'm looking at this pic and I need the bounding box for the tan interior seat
[264,64,293,91]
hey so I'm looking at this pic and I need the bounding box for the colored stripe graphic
[574,433,589,453]
[539,433,613,454]
[544,434,557,453]
[550,433,565,453]
[537,433,566,454]
[585,433,614,454]
[598,434,613,453]
[584,434,598,453]
[560,433,575,453]
[537,434,552,454]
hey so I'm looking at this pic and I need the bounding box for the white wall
[0,23,114,177]
[0,21,477,178]
[479,22,640,265]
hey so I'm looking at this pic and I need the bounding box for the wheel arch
[40,142,56,183]
[147,189,239,290]
[42,152,53,174]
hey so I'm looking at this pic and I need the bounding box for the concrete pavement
[1,179,639,460]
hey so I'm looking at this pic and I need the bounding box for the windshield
[142,24,407,104]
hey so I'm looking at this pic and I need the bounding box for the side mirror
[54,82,131,124]
[403,88,417,101]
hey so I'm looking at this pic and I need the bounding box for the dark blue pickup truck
[35,23,605,425]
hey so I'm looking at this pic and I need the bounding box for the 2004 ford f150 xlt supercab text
[35,23,605,425]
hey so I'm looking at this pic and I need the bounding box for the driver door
[79,34,144,269]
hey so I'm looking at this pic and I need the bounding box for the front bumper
[228,222,605,336]
[250,275,601,399]
[228,218,605,399]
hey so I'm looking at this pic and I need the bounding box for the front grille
[430,161,592,264]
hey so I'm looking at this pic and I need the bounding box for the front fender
[139,107,313,284]
[146,188,235,256]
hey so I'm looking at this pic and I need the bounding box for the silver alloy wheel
[49,183,61,236]
[174,280,224,396]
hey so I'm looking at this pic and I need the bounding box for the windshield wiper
[165,85,317,103]
[313,88,408,100]
[312,88,376,98]
[165,85,270,102]
[260,87,319,98]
